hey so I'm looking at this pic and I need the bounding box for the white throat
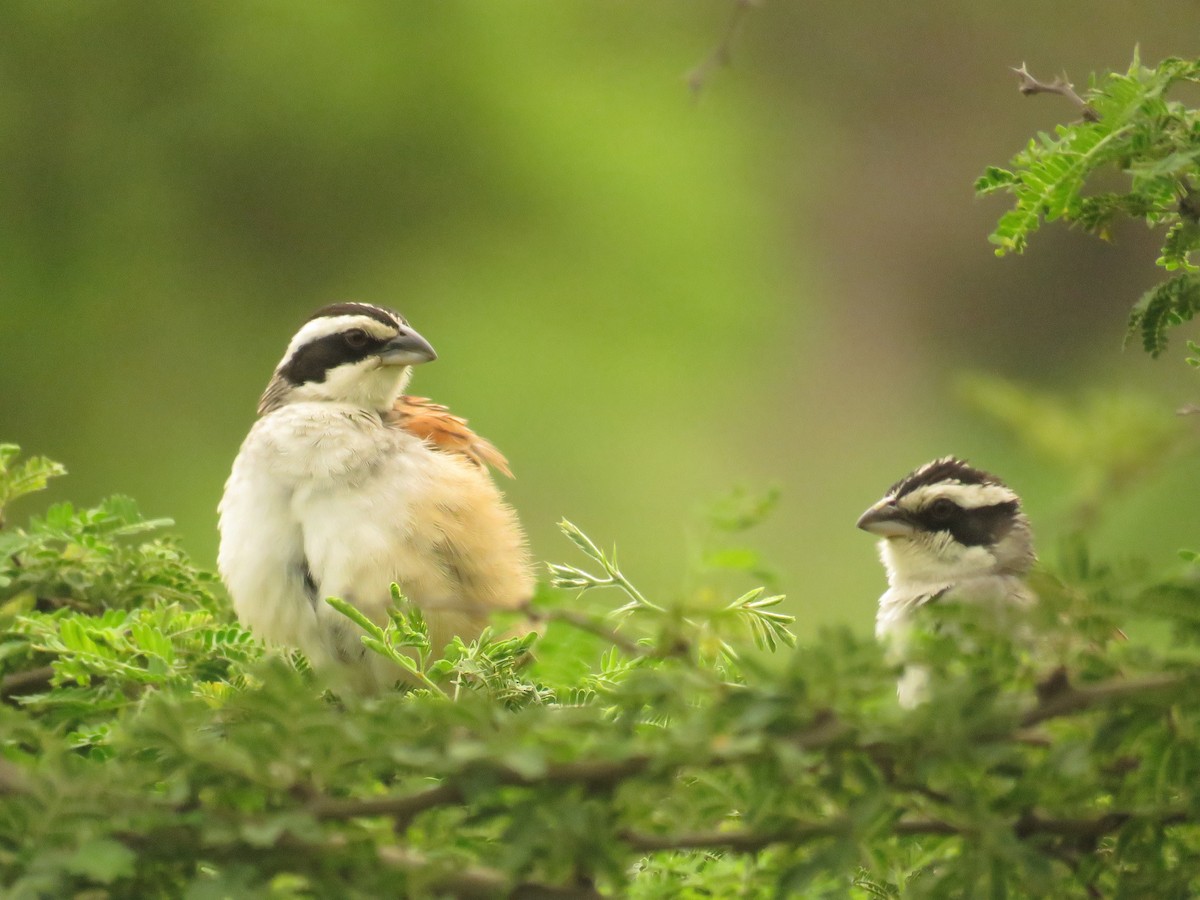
[262,361,413,415]
[291,359,412,411]
[878,534,1000,591]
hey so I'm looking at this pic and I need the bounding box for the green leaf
[558,518,605,563]
[703,547,762,572]
[1126,273,1200,356]
[65,838,136,883]
[0,444,67,523]
[323,596,385,639]
[973,166,1018,195]
[706,486,781,532]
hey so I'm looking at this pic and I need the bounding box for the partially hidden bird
[856,456,1036,706]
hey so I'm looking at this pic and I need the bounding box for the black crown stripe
[306,302,402,330]
[889,456,1008,500]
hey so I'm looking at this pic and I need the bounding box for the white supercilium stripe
[901,482,1018,510]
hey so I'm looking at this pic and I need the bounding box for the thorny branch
[687,0,760,97]
[1012,63,1100,122]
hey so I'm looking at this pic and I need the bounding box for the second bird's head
[856,456,1035,587]
[258,303,437,415]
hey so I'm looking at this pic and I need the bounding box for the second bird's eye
[344,329,369,349]
[928,498,957,520]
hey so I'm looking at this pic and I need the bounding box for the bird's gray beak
[856,499,914,538]
[378,328,437,366]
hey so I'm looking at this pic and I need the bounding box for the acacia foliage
[975,52,1200,358]
[5,51,1200,890]
[1,415,1199,899]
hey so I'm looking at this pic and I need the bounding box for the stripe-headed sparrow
[857,456,1036,705]
[218,303,533,691]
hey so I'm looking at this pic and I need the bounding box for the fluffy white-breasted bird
[218,302,533,691]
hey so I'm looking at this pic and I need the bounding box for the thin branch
[623,809,1191,856]
[310,781,465,823]
[525,601,701,666]
[790,710,852,750]
[1011,63,1100,122]
[1019,672,1190,728]
[120,825,601,899]
[624,819,959,854]
[623,821,846,853]
[1015,811,1128,841]
[0,759,34,796]
[307,713,854,825]
[686,0,759,97]
[893,818,961,837]
[530,607,648,658]
[308,755,654,823]
[1,665,54,701]
[1014,808,1189,845]
[378,846,601,900]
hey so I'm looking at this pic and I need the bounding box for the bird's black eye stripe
[914,500,1019,547]
[278,330,387,386]
[928,498,958,520]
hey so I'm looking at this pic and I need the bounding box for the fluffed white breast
[218,401,532,691]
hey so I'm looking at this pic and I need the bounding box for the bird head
[257,303,437,415]
[856,457,1034,588]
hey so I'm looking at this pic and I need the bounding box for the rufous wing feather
[387,395,514,479]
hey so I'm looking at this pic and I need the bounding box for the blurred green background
[2,1,1196,639]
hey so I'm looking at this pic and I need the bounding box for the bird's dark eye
[344,329,369,349]
[928,498,958,520]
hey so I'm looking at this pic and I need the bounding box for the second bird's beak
[378,328,437,366]
[856,499,914,538]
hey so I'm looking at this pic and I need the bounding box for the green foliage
[1,435,1199,898]
[958,373,1194,526]
[0,447,256,740]
[325,591,548,704]
[0,444,65,528]
[1127,273,1200,358]
[544,517,794,662]
[976,52,1200,356]
[0,496,207,612]
[693,486,784,591]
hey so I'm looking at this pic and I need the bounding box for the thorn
[1035,665,1071,703]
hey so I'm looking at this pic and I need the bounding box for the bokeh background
[2,1,1197,638]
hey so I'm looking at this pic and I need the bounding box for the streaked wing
[387,395,514,479]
